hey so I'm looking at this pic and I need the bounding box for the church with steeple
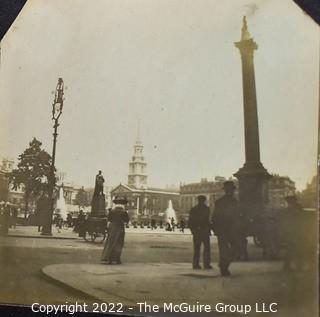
[111,128,179,221]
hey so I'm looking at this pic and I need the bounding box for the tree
[9,138,52,218]
[74,186,89,210]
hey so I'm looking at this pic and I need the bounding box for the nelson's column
[234,17,270,217]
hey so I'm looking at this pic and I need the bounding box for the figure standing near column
[188,195,212,270]
[212,181,240,276]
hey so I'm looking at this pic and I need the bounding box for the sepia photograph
[0,0,318,316]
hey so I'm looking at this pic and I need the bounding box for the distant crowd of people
[128,217,185,232]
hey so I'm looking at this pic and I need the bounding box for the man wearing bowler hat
[188,195,212,269]
[212,181,240,276]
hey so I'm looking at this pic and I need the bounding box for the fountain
[165,200,177,224]
[55,186,68,220]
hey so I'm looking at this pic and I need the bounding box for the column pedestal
[234,162,270,217]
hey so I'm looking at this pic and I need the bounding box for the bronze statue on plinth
[91,170,106,217]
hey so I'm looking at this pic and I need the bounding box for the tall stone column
[234,17,270,217]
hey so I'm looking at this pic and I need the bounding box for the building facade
[0,158,25,206]
[180,175,296,217]
[298,175,316,209]
[267,175,296,209]
[179,177,238,217]
[111,184,179,220]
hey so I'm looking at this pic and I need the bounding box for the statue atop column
[91,170,106,217]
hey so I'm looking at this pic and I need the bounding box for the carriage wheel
[92,231,106,243]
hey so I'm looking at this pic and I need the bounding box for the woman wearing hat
[101,196,130,264]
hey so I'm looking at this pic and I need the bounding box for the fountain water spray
[55,186,68,220]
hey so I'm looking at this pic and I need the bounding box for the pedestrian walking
[77,210,86,237]
[151,219,156,230]
[101,196,129,265]
[188,195,212,269]
[36,195,43,232]
[211,181,240,276]
[54,214,63,233]
[11,207,18,229]
[34,204,41,232]
[180,218,186,233]
[66,213,73,228]
[0,202,10,236]
[171,217,175,231]
[36,192,50,234]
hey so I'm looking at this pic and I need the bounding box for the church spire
[128,125,147,188]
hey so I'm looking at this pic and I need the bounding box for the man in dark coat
[212,181,240,276]
[188,195,212,269]
[77,210,86,237]
[36,192,50,234]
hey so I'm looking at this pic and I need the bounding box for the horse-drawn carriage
[83,216,108,243]
[241,207,317,260]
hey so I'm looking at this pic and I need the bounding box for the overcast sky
[0,0,318,190]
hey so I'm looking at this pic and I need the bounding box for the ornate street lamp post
[41,78,65,235]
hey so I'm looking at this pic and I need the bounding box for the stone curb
[7,234,77,240]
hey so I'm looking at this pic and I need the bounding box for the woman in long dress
[101,196,129,264]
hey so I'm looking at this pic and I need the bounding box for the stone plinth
[91,194,106,217]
